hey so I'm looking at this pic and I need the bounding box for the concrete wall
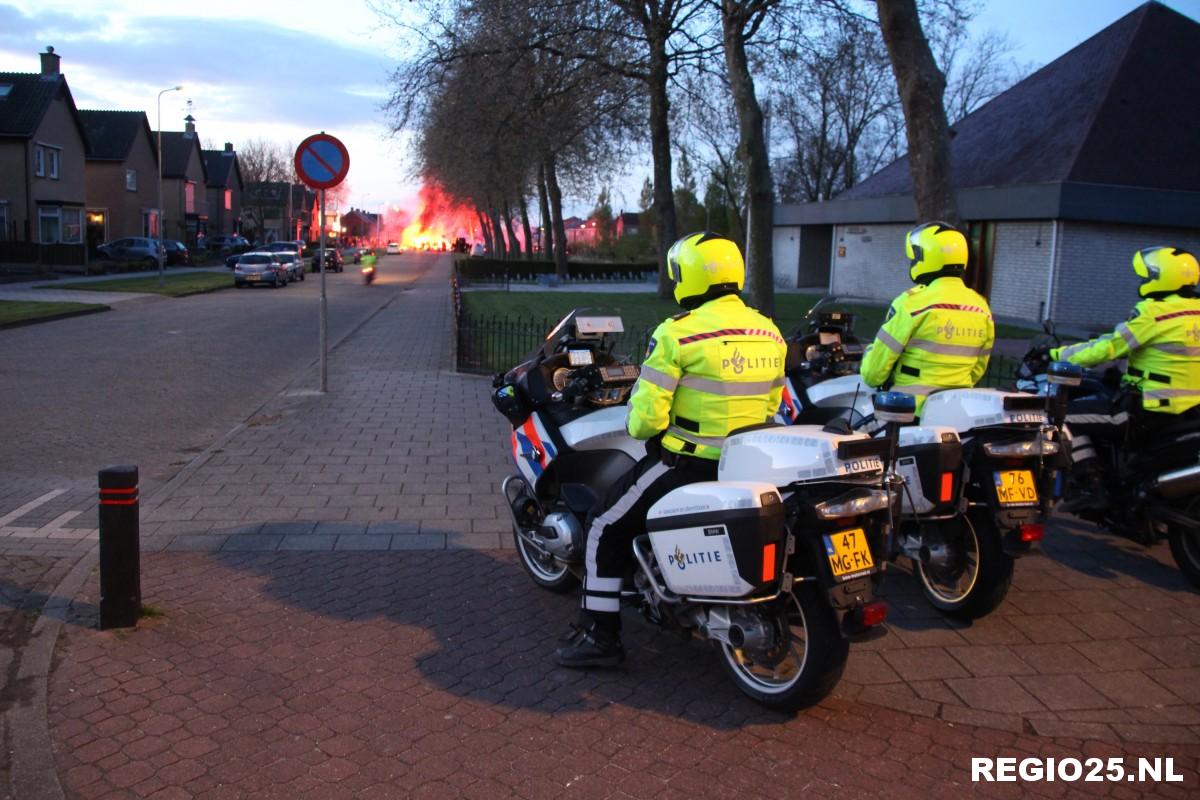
[1053,221,1200,331]
[829,223,910,302]
[988,221,1055,322]
[773,226,800,288]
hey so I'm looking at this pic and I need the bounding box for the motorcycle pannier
[645,482,786,598]
[894,427,963,517]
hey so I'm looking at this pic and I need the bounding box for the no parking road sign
[294,133,350,190]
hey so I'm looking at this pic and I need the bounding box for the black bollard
[99,465,141,630]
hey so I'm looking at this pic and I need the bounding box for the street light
[156,85,182,287]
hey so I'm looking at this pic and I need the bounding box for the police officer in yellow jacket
[860,222,994,415]
[1051,246,1200,423]
[557,232,787,668]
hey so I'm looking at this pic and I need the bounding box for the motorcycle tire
[914,509,1013,620]
[513,525,579,593]
[1167,496,1200,590]
[717,582,847,712]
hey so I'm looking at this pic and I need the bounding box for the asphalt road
[0,254,440,488]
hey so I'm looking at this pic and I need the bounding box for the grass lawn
[461,290,1039,340]
[0,300,108,327]
[37,272,232,297]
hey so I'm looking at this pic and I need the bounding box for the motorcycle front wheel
[914,510,1013,619]
[513,526,580,593]
[1167,496,1200,590]
[717,582,847,711]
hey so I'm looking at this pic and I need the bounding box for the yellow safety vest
[628,294,787,460]
[860,276,995,414]
[1053,294,1200,414]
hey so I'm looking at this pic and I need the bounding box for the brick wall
[829,223,910,302]
[989,221,1055,322]
[1053,222,1200,331]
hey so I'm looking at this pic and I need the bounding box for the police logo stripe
[1155,309,1200,322]
[910,302,989,317]
[677,328,785,346]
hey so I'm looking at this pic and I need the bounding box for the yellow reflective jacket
[1051,294,1200,414]
[628,294,787,460]
[860,276,995,414]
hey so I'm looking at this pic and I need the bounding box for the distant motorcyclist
[1051,247,1200,441]
[860,222,995,416]
[556,232,787,668]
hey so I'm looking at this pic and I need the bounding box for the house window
[126,169,137,191]
[49,148,60,179]
[224,189,231,211]
[185,181,195,214]
[143,211,157,238]
[39,207,61,243]
[62,208,82,243]
[0,203,8,241]
[34,146,44,177]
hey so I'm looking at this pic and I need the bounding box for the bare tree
[876,0,959,223]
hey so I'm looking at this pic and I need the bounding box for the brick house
[154,116,209,248]
[78,110,159,252]
[0,47,89,270]
[340,207,379,245]
[202,143,244,238]
[243,182,317,244]
[771,2,1200,331]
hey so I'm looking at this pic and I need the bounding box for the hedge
[455,257,658,282]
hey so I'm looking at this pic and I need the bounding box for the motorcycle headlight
[982,439,1060,457]
[814,489,891,520]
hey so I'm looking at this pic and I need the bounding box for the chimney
[40,46,60,79]
[184,114,196,136]
[224,142,233,153]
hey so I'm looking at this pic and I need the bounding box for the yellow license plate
[823,528,875,580]
[994,470,1039,506]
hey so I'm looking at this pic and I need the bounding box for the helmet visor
[908,243,923,268]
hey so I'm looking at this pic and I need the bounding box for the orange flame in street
[395,184,480,251]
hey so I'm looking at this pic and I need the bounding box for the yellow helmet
[666,232,744,308]
[905,222,968,283]
[1133,247,1199,297]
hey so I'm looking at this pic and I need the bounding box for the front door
[86,210,106,256]
[965,221,995,298]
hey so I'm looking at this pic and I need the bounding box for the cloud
[0,3,98,41]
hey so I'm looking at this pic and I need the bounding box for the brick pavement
[44,551,1200,799]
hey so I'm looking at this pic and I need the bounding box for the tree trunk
[545,155,569,278]
[721,1,776,317]
[477,209,493,255]
[502,205,520,261]
[489,205,507,259]
[876,0,960,225]
[518,195,534,260]
[648,49,677,299]
[537,163,554,259]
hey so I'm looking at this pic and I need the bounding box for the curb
[0,305,111,330]
[6,259,436,799]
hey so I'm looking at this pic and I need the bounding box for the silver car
[275,252,305,282]
[233,252,288,288]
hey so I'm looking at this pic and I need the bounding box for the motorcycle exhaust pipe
[1153,463,1200,500]
[919,542,953,570]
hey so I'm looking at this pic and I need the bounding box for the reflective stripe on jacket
[1052,294,1200,414]
[628,294,787,460]
[859,276,995,414]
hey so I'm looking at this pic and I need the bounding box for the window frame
[61,207,82,244]
[184,180,196,214]
[126,169,137,192]
[38,207,61,244]
[34,146,45,177]
[47,147,60,180]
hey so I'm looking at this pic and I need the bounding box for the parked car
[163,240,190,266]
[208,235,251,252]
[263,241,303,258]
[386,242,401,255]
[340,246,362,264]
[275,252,305,282]
[313,248,343,273]
[96,237,165,270]
[234,252,288,288]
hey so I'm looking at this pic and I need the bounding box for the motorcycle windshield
[793,295,875,341]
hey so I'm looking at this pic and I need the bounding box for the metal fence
[452,284,1019,388]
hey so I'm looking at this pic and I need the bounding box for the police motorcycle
[777,298,1069,619]
[491,309,903,710]
[1018,324,1200,587]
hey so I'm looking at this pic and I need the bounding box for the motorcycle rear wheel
[717,583,847,711]
[1167,496,1200,590]
[513,526,580,593]
[914,510,1013,619]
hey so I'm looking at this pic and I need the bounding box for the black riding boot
[556,610,624,668]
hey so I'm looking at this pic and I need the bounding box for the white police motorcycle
[491,310,905,710]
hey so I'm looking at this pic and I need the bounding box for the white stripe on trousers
[583,461,670,613]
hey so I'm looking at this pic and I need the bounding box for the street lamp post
[156,85,182,287]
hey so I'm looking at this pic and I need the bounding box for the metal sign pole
[319,188,328,393]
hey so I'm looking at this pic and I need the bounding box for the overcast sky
[2,0,1197,217]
